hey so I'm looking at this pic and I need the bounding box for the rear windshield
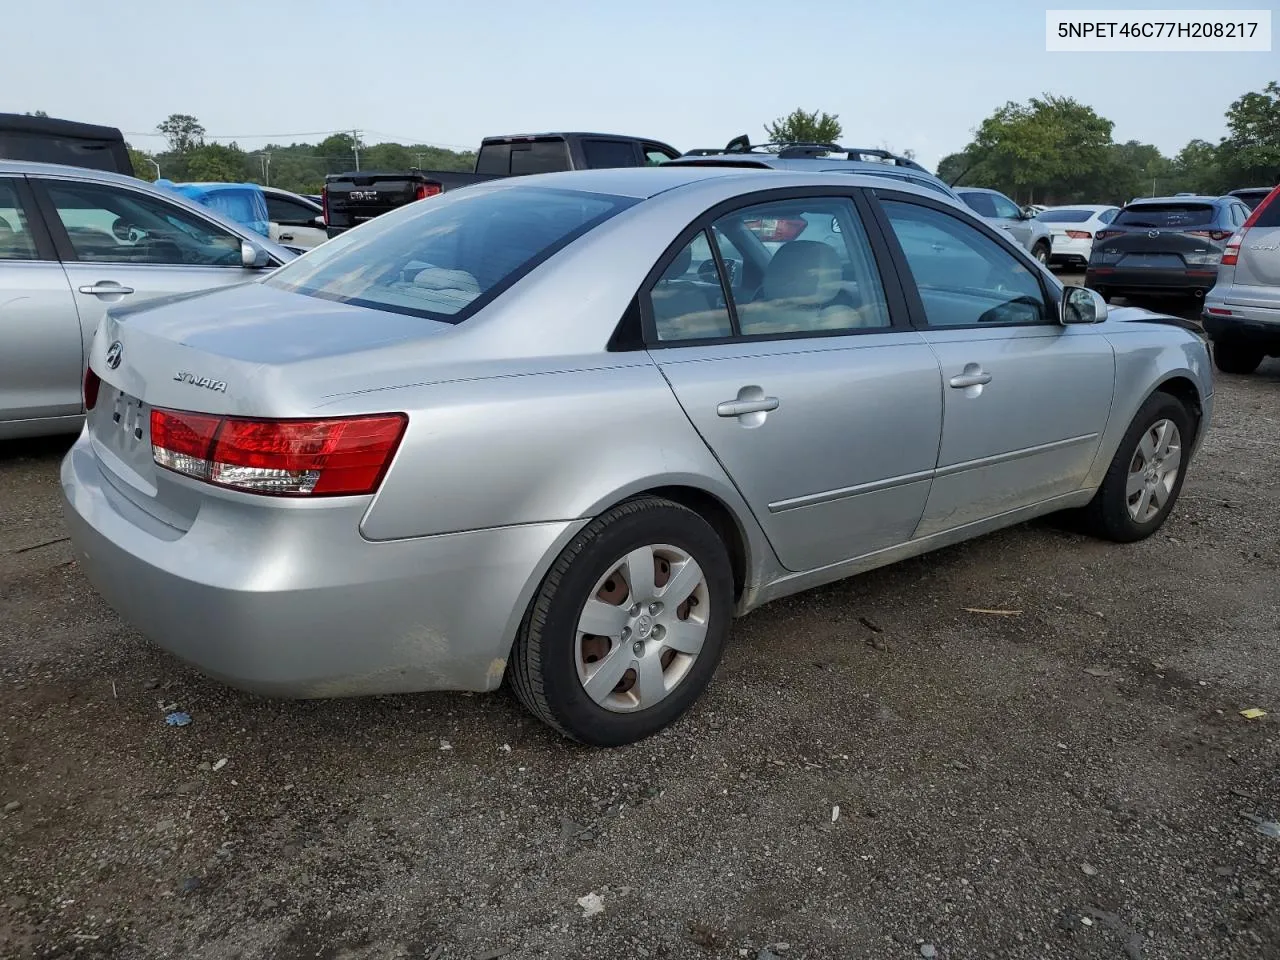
[1115,204,1214,228]
[1231,190,1272,210]
[265,186,635,323]
[1036,209,1094,223]
[1252,193,1280,227]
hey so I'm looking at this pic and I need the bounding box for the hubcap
[1126,418,1182,523]
[575,543,710,714]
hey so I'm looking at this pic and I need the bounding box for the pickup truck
[322,131,680,236]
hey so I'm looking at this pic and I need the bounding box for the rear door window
[959,192,998,218]
[581,139,639,169]
[0,179,39,260]
[1115,204,1215,228]
[1254,195,1280,228]
[509,140,571,175]
[266,186,635,323]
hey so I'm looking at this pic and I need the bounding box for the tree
[1216,80,1280,186]
[128,146,158,181]
[157,114,205,154]
[25,110,48,118]
[764,108,842,145]
[185,143,247,182]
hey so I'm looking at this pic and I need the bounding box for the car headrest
[762,240,842,304]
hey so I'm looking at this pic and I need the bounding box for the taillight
[414,182,442,201]
[149,410,407,497]
[321,186,329,226]
[83,367,101,411]
[1221,233,1243,266]
[1065,230,1092,239]
[1187,230,1233,241]
[1095,229,1121,241]
[743,217,807,243]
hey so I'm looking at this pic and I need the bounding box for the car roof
[1125,195,1227,205]
[664,154,957,196]
[954,187,1007,196]
[1039,203,1116,211]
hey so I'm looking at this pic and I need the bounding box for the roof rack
[681,135,926,171]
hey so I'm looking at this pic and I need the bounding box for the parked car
[665,139,964,201]
[0,160,293,440]
[323,132,681,236]
[1228,186,1277,211]
[1035,204,1122,268]
[1086,195,1252,302]
[262,186,326,249]
[0,113,132,175]
[1203,184,1280,373]
[956,187,1053,263]
[61,166,1212,746]
[155,180,271,238]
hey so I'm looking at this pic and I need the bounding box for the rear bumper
[61,435,581,697]
[1201,301,1280,349]
[1086,267,1217,293]
[1049,237,1091,264]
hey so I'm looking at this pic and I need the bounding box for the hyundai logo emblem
[105,341,123,370]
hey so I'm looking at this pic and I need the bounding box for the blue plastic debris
[165,712,192,727]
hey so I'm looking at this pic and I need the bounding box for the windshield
[266,186,635,323]
[1115,204,1214,228]
[1036,209,1094,223]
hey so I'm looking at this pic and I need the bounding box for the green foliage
[939,81,1279,204]
[157,114,205,154]
[25,110,48,117]
[186,143,247,183]
[127,146,157,181]
[764,108,842,145]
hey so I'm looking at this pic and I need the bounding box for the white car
[263,186,327,250]
[1036,205,1121,269]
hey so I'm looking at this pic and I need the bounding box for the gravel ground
[3,289,1279,960]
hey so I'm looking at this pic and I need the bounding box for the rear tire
[1078,393,1193,543]
[1032,241,1050,265]
[509,496,734,746]
[1213,341,1263,375]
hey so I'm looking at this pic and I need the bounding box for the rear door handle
[79,282,134,296]
[949,372,993,388]
[717,397,779,417]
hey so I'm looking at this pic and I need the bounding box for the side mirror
[1062,285,1108,325]
[311,215,325,229]
[241,239,271,269]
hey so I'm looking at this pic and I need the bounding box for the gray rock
[3,801,22,814]
[920,945,938,959]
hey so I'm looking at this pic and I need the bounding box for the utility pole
[415,152,425,169]
[260,152,271,186]
[148,158,161,180]
[352,129,361,171]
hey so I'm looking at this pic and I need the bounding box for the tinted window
[1255,194,1280,228]
[475,143,511,176]
[988,193,1022,219]
[267,186,634,323]
[1099,208,1119,224]
[0,132,125,173]
[1036,209,1094,223]
[882,200,1049,328]
[0,180,38,260]
[959,191,998,217]
[644,145,676,165]
[1115,204,1214,228]
[509,141,571,176]
[582,139,638,169]
[45,181,242,266]
[267,195,319,224]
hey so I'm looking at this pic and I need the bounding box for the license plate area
[90,386,157,492]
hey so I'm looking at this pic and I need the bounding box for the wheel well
[1154,376,1202,440]
[643,486,748,603]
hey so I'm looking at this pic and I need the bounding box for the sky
[4,0,1276,172]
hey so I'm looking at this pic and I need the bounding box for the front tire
[1032,241,1050,265]
[510,496,734,746]
[1213,341,1263,375]
[1079,393,1193,543]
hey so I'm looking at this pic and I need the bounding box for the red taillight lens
[414,182,442,201]
[1065,230,1092,239]
[1221,233,1243,266]
[743,216,808,243]
[1187,230,1233,241]
[1095,229,1121,241]
[149,410,407,497]
[321,186,329,226]
[83,368,101,411]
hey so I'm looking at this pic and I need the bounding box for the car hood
[1106,303,1202,334]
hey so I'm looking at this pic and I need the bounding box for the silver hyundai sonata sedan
[61,166,1213,746]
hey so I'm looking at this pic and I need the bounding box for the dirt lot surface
[3,290,1279,960]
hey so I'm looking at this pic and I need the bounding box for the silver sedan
[61,166,1213,746]
[0,161,292,440]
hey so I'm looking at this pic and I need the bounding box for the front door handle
[717,396,780,417]
[79,282,135,296]
[278,233,294,242]
[949,371,993,388]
